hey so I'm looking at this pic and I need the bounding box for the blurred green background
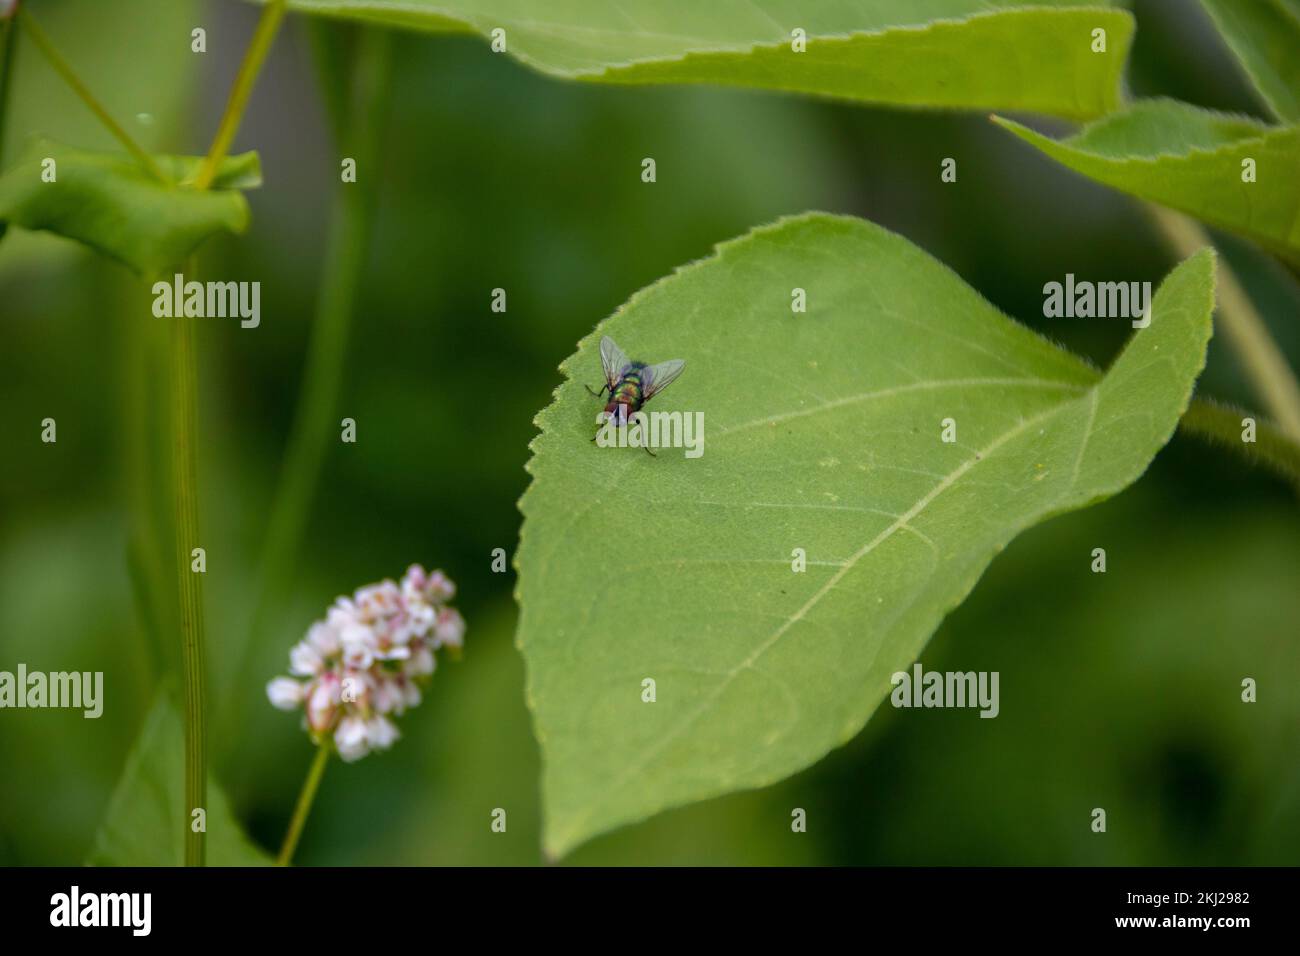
[1,0,1297,865]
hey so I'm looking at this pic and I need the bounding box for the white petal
[266,677,303,710]
[409,646,436,677]
[434,608,465,649]
[334,716,369,761]
[425,570,456,602]
[307,621,341,656]
[402,680,423,708]
[342,642,373,670]
[371,678,399,714]
[401,564,428,594]
[289,641,322,677]
[306,680,340,732]
[366,716,400,750]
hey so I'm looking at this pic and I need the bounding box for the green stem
[1148,205,1300,442]
[119,274,180,691]
[192,0,286,190]
[1179,397,1300,489]
[171,258,208,866]
[221,27,392,750]
[17,7,168,183]
[0,17,18,168]
[166,0,293,856]
[276,740,331,866]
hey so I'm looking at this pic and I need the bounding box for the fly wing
[600,336,631,390]
[640,359,685,402]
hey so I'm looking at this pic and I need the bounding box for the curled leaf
[0,139,262,276]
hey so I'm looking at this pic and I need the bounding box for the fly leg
[585,383,609,398]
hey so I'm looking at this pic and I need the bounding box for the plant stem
[277,740,331,866]
[1179,397,1300,489]
[192,0,286,190]
[16,7,168,183]
[0,16,17,168]
[168,0,291,859]
[1148,205,1300,442]
[221,27,392,750]
[171,258,208,866]
[120,275,180,689]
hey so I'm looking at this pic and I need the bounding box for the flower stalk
[277,740,331,866]
[267,565,465,863]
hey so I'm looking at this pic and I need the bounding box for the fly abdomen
[612,375,644,411]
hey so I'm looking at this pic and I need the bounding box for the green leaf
[0,139,262,277]
[1199,0,1300,123]
[268,0,1132,119]
[86,693,272,866]
[516,213,1215,857]
[994,100,1300,266]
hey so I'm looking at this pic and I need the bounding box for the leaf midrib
[549,391,1085,850]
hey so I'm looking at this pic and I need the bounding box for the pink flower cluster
[267,565,465,761]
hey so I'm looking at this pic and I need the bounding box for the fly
[586,335,685,455]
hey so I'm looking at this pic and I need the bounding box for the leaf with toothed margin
[259,0,1132,119]
[994,99,1300,266]
[0,139,262,277]
[1198,0,1300,123]
[515,212,1216,857]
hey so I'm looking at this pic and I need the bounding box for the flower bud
[433,607,466,651]
[266,677,303,710]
